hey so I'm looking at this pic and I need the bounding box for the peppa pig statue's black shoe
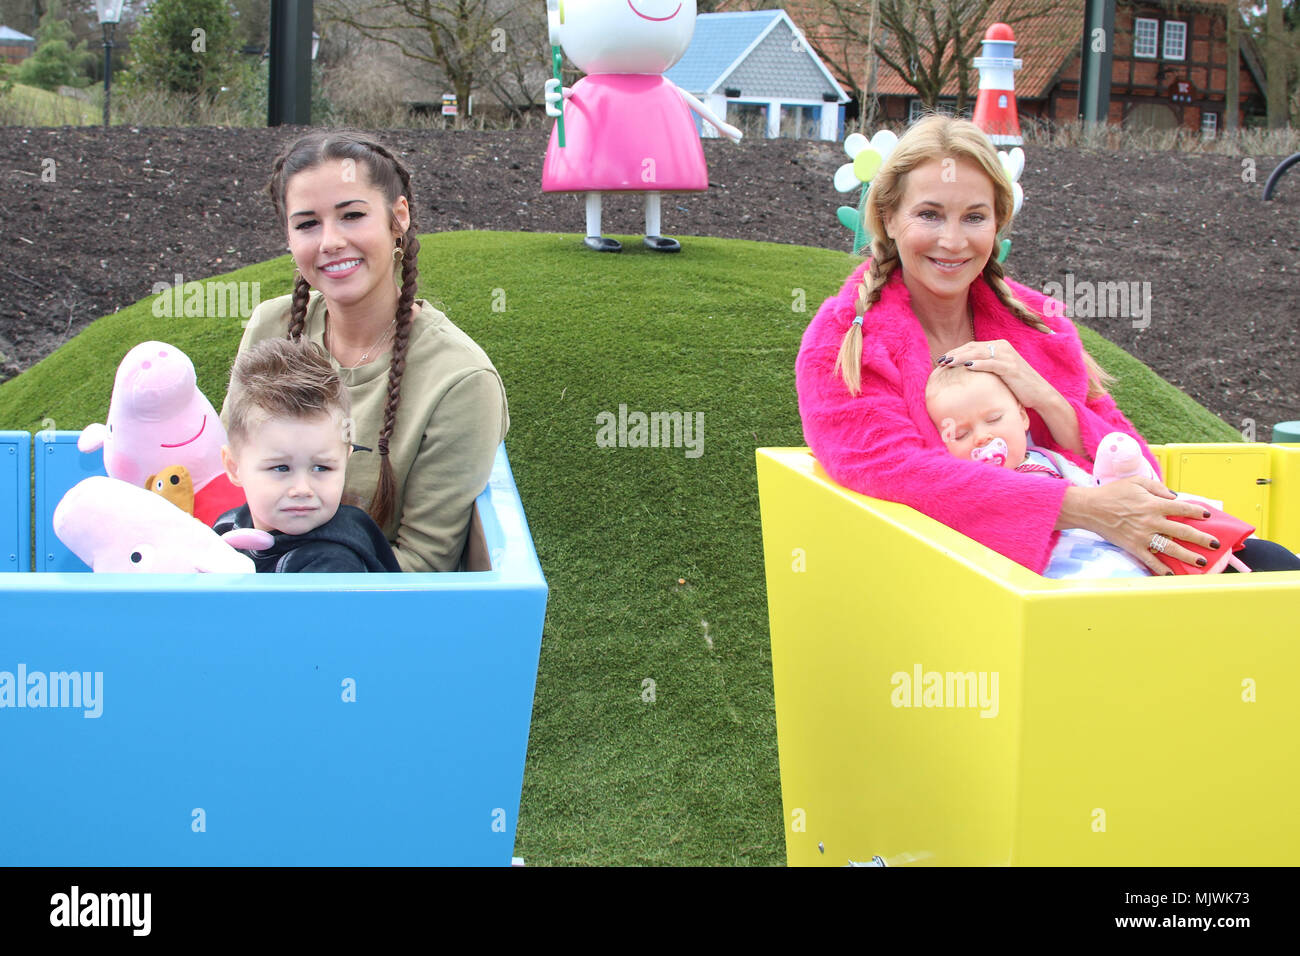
[643,235,681,253]
[584,236,622,252]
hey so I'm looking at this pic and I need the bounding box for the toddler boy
[214,338,401,572]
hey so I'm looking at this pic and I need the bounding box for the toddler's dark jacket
[213,504,402,573]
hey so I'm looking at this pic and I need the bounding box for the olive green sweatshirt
[221,290,509,572]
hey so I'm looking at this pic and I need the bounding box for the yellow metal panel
[758,444,1300,867]
[1015,581,1299,865]
[1161,443,1271,537]
[760,450,1032,865]
[1264,444,1300,551]
[759,449,1024,866]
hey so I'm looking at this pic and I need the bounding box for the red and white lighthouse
[972,23,1022,146]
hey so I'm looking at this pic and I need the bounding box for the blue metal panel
[0,443,547,865]
[34,431,105,572]
[0,431,31,572]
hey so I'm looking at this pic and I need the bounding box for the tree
[797,0,1063,125]
[476,0,548,120]
[14,0,92,91]
[229,0,272,51]
[1243,0,1299,126]
[1266,0,1288,127]
[124,0,240,98]
[319,0,516,127]
[0,0,42,36]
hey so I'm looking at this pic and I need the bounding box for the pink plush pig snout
[116,343,197,420]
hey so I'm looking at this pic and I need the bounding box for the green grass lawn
[0,81,99,126]
[0,231,1240,865]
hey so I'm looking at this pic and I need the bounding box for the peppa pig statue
[542,0,741,253]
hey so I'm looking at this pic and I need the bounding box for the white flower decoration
[998,146,1025,216]
[834,129,900,193]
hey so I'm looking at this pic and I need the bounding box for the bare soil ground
[1,126,1297,434]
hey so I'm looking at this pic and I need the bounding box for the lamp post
[268,0,314,126]
[96,0,125,128]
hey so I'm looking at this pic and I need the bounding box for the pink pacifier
[971,437,1008,467]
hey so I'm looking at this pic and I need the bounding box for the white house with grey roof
[666,9,849,141]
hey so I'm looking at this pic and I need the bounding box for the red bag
[1159,498,1254,574]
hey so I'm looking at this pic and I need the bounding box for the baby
[925,362,1095,483]
[926,365,1255,576]
[924,363,1150,578]
[214,338,401,573]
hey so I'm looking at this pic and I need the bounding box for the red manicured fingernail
[1196,557,1207,567]
[1210,540,1220,549]
[1202,511,1211,518]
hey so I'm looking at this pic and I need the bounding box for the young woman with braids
[220,129,509,572]
[796,115,1299,574]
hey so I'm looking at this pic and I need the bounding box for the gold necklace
[931,307,975,366]
[325,311,396,370]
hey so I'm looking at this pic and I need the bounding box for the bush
[14,0,92,92]
[123,0,239,100]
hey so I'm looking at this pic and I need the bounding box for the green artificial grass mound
[0,231,1241,865]
[0,230,1240,446]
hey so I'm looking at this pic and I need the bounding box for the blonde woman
[796,116,1300,574]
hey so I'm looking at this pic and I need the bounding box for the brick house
[0,25,36,66]
[781,0,1268,133]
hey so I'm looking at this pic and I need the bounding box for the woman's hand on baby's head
[950,338,1057,412]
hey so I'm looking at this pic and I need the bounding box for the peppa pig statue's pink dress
[542,74,708,192]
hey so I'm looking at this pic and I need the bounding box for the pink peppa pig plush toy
[78,342,245,527]
[54,476,271,573]
[1092,431,1252,573]
[1091,432,1159,485]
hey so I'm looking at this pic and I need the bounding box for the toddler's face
[222,411,351,535]
[927,371,1029,468]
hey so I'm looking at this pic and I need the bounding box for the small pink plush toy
[77,342,246,527]
[54,476,272,573]
[1092,431,1251,573]
[1091,432,1159,485]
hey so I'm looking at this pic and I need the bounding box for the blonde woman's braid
[983,257,1050,333]
[982,258,1114,400]
[834,238,900,395]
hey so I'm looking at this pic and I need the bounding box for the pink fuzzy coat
[795,261,1161,573]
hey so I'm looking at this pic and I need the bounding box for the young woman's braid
[267,148,314,343]
[287,271,311,341]
[834,236,900,396]
[368,147,420,531]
